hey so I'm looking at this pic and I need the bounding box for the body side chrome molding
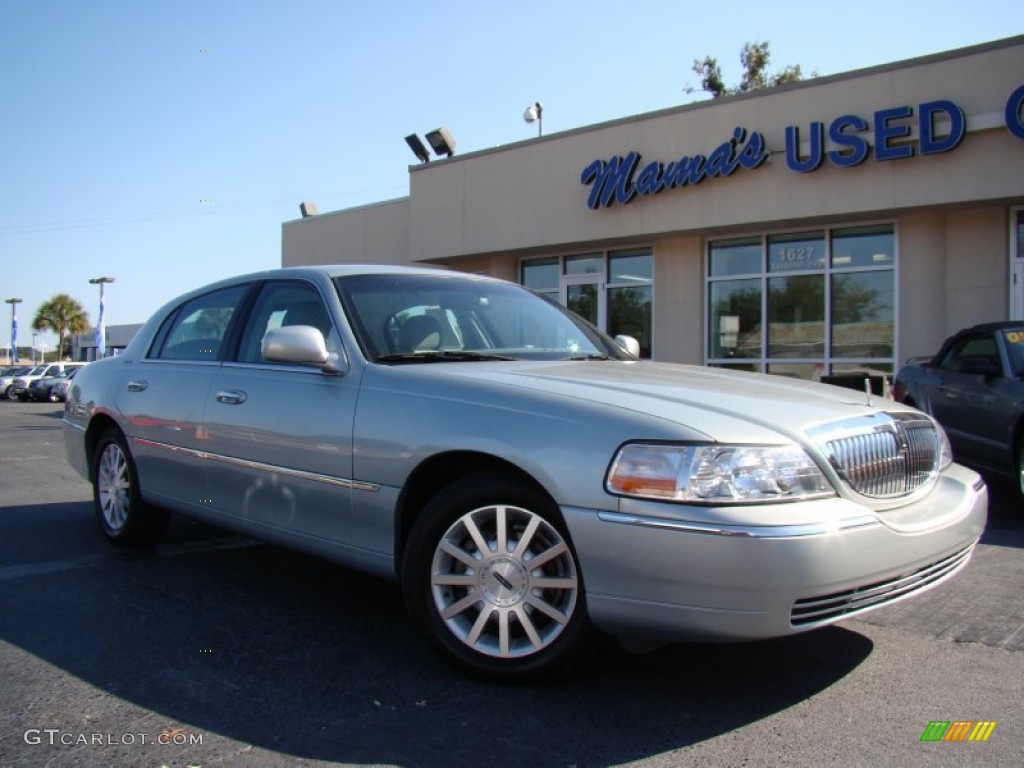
[130,437,380,492]
[597,510,880,539]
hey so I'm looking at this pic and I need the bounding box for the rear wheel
[92,428,169,546]
[1015,435,1024,503]
[403,472,598,681]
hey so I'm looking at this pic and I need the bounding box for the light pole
[5,297,22,364]
[89,277,115,360]
[31,332,37,364]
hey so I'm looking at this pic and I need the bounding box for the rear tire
[403,471,599,682]
[92,428,169,546]
[1015,435,1024,504]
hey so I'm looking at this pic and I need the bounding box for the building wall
[281,37,1024,370]
[651,236,702,363]
[283,198,411,266]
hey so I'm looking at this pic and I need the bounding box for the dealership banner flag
[10,313,17,362]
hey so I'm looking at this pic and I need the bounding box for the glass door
[561,274,605,330]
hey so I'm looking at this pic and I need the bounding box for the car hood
[384,360,903,445]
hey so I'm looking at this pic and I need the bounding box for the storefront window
[831,271,894,358]
[768,274,825,358]
[706,224,896,380]
[709,279,762,359]
[564,254,604,275]
[709,237,761,277]
[768,231,825,272]
[831,225,895,268]
[521,259,558,302]
[521,249,653,358]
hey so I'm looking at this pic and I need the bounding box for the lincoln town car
[64,265,987,680]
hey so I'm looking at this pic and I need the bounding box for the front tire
[403,472,597,681]
[92,428,169,546]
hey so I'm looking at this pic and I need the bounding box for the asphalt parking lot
[1,400,1022,767]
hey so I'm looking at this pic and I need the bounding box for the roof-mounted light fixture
[425,127,456,158]
[523,101,543,137]
[404,134,431,164]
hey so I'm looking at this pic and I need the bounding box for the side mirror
[614,334,641,358]
[262,326,343,374]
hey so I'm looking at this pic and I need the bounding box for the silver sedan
[64,265,987,681]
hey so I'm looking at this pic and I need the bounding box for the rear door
[120,283,250,508]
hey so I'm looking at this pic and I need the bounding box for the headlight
[934,420,953,472]
[606,443,836,503]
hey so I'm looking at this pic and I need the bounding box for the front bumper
[563,463,987,641]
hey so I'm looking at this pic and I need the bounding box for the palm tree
[33,294,89,362]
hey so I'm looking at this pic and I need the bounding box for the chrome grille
[810,412,942,499]
[791,543,975,627]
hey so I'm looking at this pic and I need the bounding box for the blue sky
[2,0,1020,351]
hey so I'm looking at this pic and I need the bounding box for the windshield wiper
[566,353,612,361]
[377,351,515,363]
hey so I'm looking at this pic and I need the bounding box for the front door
[202,280,366,548]
[560,274,605,331]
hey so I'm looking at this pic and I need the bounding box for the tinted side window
[236,281,335,364]
[939,334,999,372]
[151,285,249,361]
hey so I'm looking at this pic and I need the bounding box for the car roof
[961,321,1024,333]
[226,264,500,283]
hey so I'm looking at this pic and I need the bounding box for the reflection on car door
[122,284,250,509]
[202,280,375,556]
[928,332,1017,465]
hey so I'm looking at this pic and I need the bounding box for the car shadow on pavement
[1,504,874,767]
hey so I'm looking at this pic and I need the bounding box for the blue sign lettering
[580,152,640,208]
[828,115,870,167]
[785,122,825,173]
[1007,85,1024,140]
[584,87,1023,209]
[874,105,914,160]
[919,100,965,154]
[581,127,768,209]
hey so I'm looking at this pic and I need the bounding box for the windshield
[335,273,633,363]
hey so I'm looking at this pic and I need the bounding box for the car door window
[150,285,249,361]
[938,334,1000,373]
[236,281,337,364]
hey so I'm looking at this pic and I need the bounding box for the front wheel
[403,472,598,681]
[92,428,169,546]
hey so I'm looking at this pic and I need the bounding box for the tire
[402,471,598,682]
[92,428,169,546]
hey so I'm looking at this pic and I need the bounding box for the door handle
[126,380,148,392]
[215,389,247,405]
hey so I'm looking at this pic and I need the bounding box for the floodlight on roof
[425,127,456,158]
[404,134,431,163]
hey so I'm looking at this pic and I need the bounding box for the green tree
[690,41,809,99]
[33,294,89,362]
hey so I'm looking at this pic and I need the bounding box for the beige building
[282,35,1024,382]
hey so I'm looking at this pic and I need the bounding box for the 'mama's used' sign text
[581,85,1024,210]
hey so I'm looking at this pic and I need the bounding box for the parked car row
[0,362,85,402]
